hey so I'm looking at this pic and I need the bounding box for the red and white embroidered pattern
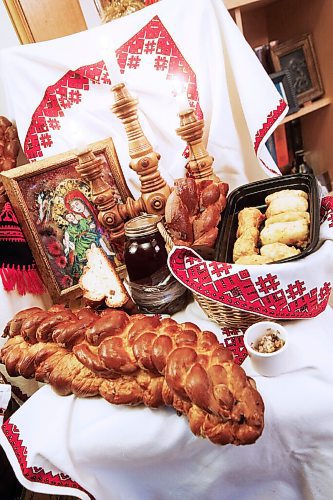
[169,247,331,319]
[24,16,203,162]
[256,98,287,175]
[23,14,287,177]
[24,63,109,160]
[2,420,93,499]
[0,202,25,243]
[221,327,247,364]
[116,15,202,116]
[320,195,333,227]
[254,98,287,154]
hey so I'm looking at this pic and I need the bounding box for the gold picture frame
[1,138,131,303]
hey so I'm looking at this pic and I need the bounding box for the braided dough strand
[1,307,264,445]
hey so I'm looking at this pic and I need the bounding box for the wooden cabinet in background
[224,0,333,182]
[3,0,87,43]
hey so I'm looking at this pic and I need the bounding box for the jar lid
[124,214,162,237]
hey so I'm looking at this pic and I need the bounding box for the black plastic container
[214,174,320,265]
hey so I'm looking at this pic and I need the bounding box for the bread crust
[1,306,264,446]
[165,178,229,247]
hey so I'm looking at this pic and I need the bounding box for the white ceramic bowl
[243,321,289,377]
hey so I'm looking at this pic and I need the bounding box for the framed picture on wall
[0,138,131,303]
[269,70,299,116]
[270,33,324,106]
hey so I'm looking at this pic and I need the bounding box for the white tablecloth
[1,298,333,500]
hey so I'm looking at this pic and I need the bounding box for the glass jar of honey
[124,214,188,315]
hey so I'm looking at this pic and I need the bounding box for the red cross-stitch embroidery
[285,280,306,300]
[320,196,333,228]
[24,62,108,160]
[154,55,168,71]
[58,97,72,109]
[221,328,247,365]
[2,421,93,498]
[255,273,280,294]
[39,133,53,148]
[24,17,203,162]
[169,246,331,320]
[144,40,156,54]
[47,118,60,130]
[68,89,82,104]
[254,98,287,154]
[209,262,232,278]
[127,55,141,69]
[319,282,332,302]
[222,328,243,337]
[0,203,18,224]
[184,255,202,267]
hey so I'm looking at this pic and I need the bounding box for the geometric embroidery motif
[24,15,203,162]
[1,421,93,498]
[169,242,332,320]
[0,203,25,243]
[222,327,248,365]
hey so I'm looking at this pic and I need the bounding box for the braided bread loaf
[1,305,264,445]
[165,177,229,247]
[0,116,20,206]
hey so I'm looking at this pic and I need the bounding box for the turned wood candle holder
[75,148,140,243]
[75,83,171,249]
[176,108,220,182]
[111,82,170,214]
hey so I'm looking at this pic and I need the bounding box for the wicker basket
[157,221,268,328]
[193,294,267,328]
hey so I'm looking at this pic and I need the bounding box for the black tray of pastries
[214,174,320,265]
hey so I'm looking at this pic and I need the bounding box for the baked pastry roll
[266,196,308,218]
[265,211,310,226]
[236,207,265,237]
[260,243,301,262]
[260,220,309,247]
[265,189,308,205]
[233,228,259,262]
[235,255,272,265]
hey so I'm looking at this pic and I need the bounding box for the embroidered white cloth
[1,0,333,498]
[1,303,333,500]
[168,196,333,321]
[0,0,286,196]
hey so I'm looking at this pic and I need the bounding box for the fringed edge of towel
[0,265,45,296]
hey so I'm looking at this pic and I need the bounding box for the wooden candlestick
[176,108,220,182]
[75,148,144,243]
[75,83,171,250]
[111,83,170,214]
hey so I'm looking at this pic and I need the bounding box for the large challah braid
[1,306,264,445]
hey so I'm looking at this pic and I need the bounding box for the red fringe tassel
[0,265,45,296]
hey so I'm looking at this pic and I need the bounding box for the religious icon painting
[0,138,132,303]
[270,33,324,106]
